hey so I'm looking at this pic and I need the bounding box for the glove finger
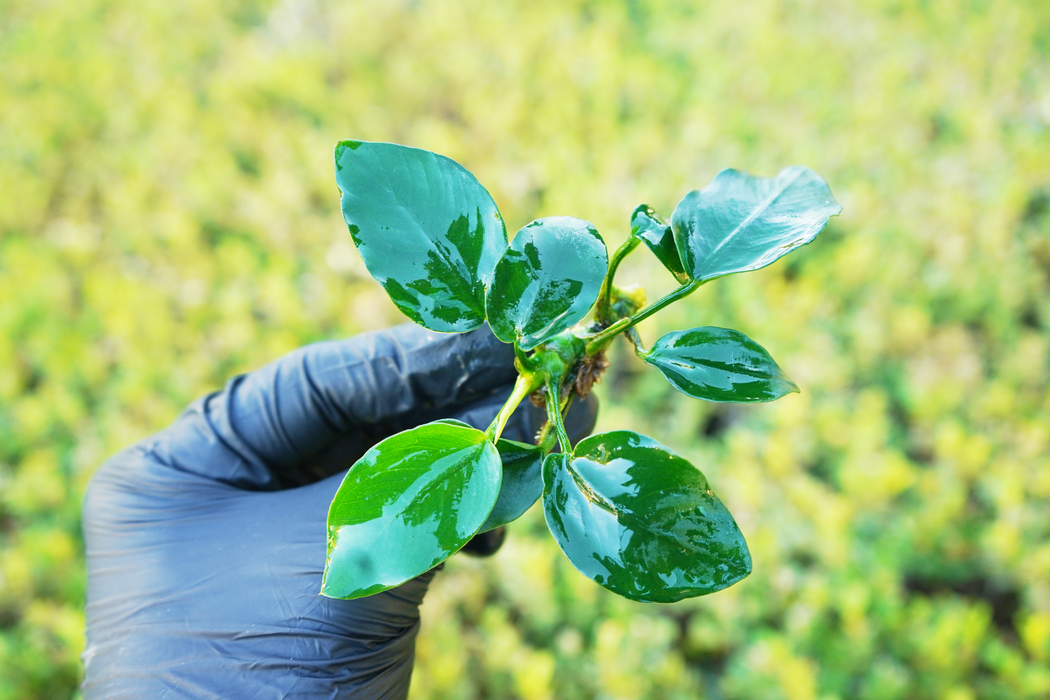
[293,381,528,482]
[146,323,516,491]
[563,391,600,447]
[297,380,600,481]
[441,385,598,447]
[461,527,506,556]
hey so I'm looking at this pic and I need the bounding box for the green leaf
[630,204,688,283]
[671,166,841,282]
[485,217,608,350]
[335,140,507,333]
[543,431,751,603]
[322,421,501,599]
[479,438,544,533]
[643,326,798,402]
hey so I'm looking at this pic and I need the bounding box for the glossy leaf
[335,140,507,332]
[433,418,474,428]
[479,438,544,533]
[643,327,798,402]
[322,421,501,599]
[671,166,841,282]
[543,431,751,602]
[630,204,688,283]
[486,217,608,350]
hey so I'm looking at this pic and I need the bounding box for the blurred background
[2,0,1049,697]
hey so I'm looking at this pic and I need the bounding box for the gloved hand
[81,324,597,699]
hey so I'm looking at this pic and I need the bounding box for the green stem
[585,278,703,355]
[513,342,531,370]
[625,327,647,356]
[596,237,640,323]
[535,394,573,453]
[543,378,573,453]
[485,372,540,443]
[629,278,703,325]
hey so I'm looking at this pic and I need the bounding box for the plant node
[570,350,609,398]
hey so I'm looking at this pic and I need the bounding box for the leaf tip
[630,203,663,232]
[334,140,367,171]
[318,570,336,599]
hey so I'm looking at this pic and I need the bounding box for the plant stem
[596,237,640,322]
[629,278,703,325]
[543,378,573,453]
[625,327,646,356]
[485,372,540,443]
[513,342,532,370]
[585,278,703,355]
[535,393,573,453]
[536,426,558,455]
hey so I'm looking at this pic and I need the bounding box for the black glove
[81,324,597,699]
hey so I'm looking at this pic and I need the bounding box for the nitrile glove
[81,324,597,699]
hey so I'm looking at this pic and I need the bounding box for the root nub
[527,350,610,410]
[572,351,609,399]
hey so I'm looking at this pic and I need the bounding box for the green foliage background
[2,0,1050,697]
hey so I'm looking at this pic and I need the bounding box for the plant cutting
[322,140,840,603]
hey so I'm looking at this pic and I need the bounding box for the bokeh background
[3,0,1050,697]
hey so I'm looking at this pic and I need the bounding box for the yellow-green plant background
[2,0,1049,698]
